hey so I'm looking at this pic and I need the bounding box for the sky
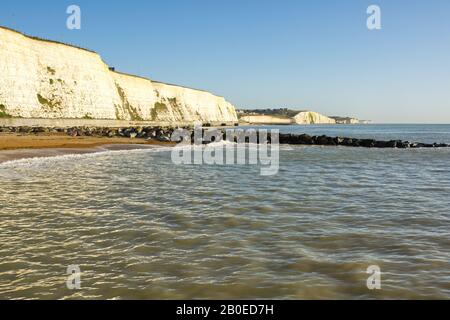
[1,0,450,123]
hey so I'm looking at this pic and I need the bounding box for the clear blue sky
[1,0,450,123]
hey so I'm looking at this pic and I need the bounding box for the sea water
[0,125,449,299]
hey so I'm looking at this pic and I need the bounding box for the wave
[0,145,172,169]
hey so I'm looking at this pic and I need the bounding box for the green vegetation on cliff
[0,26,96,53]
[151,98,185,121]
[46,66,56,76]
[152,102,169,121]
[0,104,12,118]
[37,93,62,111]
[115,83,143,121]
[237,108,300,119]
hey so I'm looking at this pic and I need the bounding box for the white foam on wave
[0,145,173,169]
[169,140,258,152]
[0,141,288,171]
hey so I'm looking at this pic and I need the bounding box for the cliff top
[0,25,225,99]
[238,108,307,118]
[112,70,224,97]
[0,25,96,54]
[238,109,358,119]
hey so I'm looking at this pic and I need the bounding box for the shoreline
[2,124,449,164]
[0,133,174,164]
[0,133,175,151]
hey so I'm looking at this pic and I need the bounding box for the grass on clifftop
[0,25,96,54]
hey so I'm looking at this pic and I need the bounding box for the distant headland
[238,108,371,125]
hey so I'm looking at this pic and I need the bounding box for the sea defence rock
[0,125,177,142]
[276,133,449,148]
[293,111,336,124]
[0,26,238,124]
[1,126,448,148]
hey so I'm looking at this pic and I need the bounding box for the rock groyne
[277,133,449,148]
[1,126,448,148]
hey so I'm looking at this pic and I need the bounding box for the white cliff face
[240,115,293,125]
[293,111,336,124]
[0,27,238,123]
[151,82,238,123]
[344,118,359,124]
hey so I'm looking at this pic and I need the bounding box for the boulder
[157,135,171,142]
[359,139,376,148]
[316,135,329,145]
[385,140,397,148]
[374,141,389,148]
[18,126,31,133]
[351,139,361,147]
[122,128,134,138]
[334,137,345,145]
[299,134,313,144]
[107,130,116,138]
[288,135,301,145]
[341,138,354,146]
[397,141,410,149]
[137,131,147,139]
[279,134,291,144]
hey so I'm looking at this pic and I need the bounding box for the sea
[0,124,449,299]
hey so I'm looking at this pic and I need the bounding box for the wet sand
[0,133,174,163]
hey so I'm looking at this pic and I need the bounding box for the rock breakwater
[1,126,449,148]
[278,133,449,148]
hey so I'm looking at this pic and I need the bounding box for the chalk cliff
[0,27,238,123]
[238,109,358,125]
[240,115,293,125]
[293,111,336,124]
[330,116,359,124]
